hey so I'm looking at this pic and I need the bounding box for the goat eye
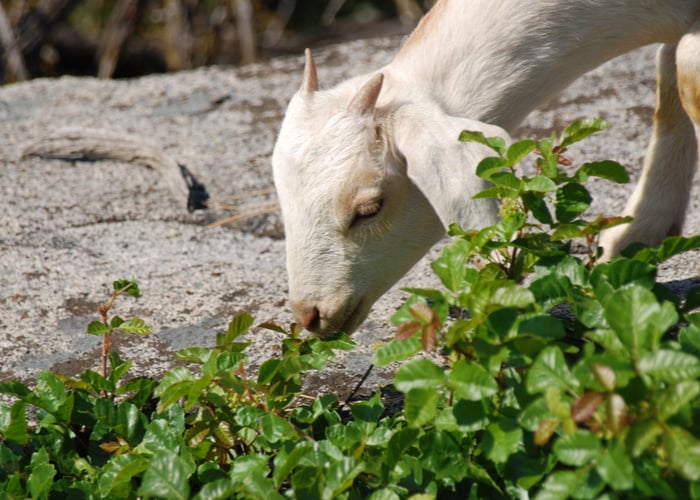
[352,199,384,226]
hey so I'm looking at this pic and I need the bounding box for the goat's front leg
[600,42,698,259]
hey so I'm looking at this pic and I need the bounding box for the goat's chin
[315,299,370,339]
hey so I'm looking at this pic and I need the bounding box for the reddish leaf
[606,394,627,435]
[592,363,616,393]
[409,303,434,324]
[397,321,421,340]
[572,391,605,424]
[422,325,437,352]
[535,418,560,446]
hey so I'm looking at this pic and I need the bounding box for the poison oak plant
[87,279,152,384]
[2,121,700,499]
[376,118,700,498]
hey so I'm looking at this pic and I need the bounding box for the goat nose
[291,302,321,332]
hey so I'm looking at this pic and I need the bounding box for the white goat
[273,0,700,336]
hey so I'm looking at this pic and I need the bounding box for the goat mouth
[318,300,368,338]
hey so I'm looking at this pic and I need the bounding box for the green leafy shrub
[375,118,700,498]
[2,119,700,499]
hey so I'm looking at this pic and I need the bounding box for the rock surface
[1,37,699,396]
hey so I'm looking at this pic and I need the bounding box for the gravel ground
[1,37,699,397]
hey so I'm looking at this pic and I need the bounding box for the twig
[232,0,256,64]
[344,364,374,404]
[97,0,142,79]
[261,0,296,48]
[393,0,424,26]
[207,206,279,228]
[163,0,191,71]
[321,0,346,26]
[22,126,209,212]
[0,2,28,81]
[216,188,276,202]
[207,200,279,212]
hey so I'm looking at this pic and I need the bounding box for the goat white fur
[273,0,700,337]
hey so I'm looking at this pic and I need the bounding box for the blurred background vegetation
[0,0,434,83]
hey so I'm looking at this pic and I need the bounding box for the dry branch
[22,127,209,212]
[232,0,256,64]
[97,0,142,79]
[0,2,28,81]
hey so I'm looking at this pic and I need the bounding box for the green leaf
[527,346,578,394]
[393,358,445,392]
[604,286,678,355]
[326,424,365,451]
[534,469,584,500]
[683,288,700,314]
[559,117,611,149]
[405,388,441,427]
[663,426,700,481]
[468,281,534,316]
[35,371,72,420]
[86,320,111,336]
[138,451,194,500]
[506,139,537,165]
[473,185,518,200]
[98,454,149,497]
[459,129,506,155]
[0,379,32,399]
[550,222,586,241]
[595,440,634,491]
[626,419,663,457]
[175,346,216,365]
[476,156,506,180]
[555,183,591,223]
[576,160,629,183]
[519,397,551,432]
[217,312,254,346]
[116,317,152,336]
[448,360,498,400]
[522,191,554,225]
[625,235,700,264]
[475,156,508,179]
[536,137,558,178]
[257,358,281,384]
[590,258,656,293]
[637,350,700,384]
[431,238,473,292]
[553,430,601,466]
[27,449,56,500]
[4,401,28,445]
[451,399,490,432]
[323,457,364,499]
[418,431,465,479]
[481,418,523,464]
[490,171,522,189]
[230,455,281,500]
[113,279,141,297]
[261,413,297,443]
[657,380,700,421]
[518,314,566,340]
[351,393,384,426]
[319,332,356,351]
[77,371,112,398]
[525,175,557,192]
[680,321,700,357]
[273,441,314,489]
[372,335,422,367]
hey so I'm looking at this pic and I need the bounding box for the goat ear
[348,73,384,115]
[391,104,507,230]
[302,48,318,93]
